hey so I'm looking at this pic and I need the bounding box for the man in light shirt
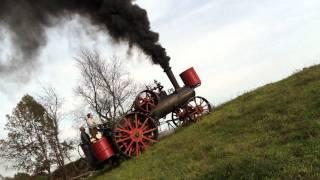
[86,113,99,139]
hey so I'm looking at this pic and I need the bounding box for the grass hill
[94,65,320,180]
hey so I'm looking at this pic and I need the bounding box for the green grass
[94,65,320,180]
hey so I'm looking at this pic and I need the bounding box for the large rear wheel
[114,113,158,157]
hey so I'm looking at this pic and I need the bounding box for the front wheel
[187,96,212,122]
[171,107,189,127]
[171,96,212,127]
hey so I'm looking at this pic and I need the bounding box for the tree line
[0,50,138,179]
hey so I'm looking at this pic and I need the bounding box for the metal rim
[113,113,158,157]
[134,90,159,114]
[187,96,211,122]
[172,96,211,127]
[171,108,188,127]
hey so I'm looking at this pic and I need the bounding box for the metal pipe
[164,66,180,90]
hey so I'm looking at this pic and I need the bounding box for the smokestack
[164,66,180,90]
[0,0,171,83]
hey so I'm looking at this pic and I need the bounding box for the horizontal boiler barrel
[151,86,195,119]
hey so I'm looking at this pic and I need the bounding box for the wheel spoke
[125,118,133,129]
[115,135,128,138]
[142,135,157,143]
[116,136,131,143]
[119,144,125,149]
[129,145,134,157]
[193,98,199,106]
[140,140,148,150]
[191,110,197,115]
[143,127,157,134]
[139,101,146,106]
[149,102,156,108]
[115,127,131,134]
[203,108,209,112]
[135,142,140,157]
[200,99,205,106]
[117,123,127,130]
[140,118,149,131]
[125,141,134,154]
[200,104,207,110]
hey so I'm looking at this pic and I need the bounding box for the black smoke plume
[0,0,170,82]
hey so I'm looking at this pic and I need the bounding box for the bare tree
[38,87,74,180]
[75,50,138,126]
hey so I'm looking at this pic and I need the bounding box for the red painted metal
[81,64,212,168]
[179,67,201,88]
[91,137,114,161]
[134,90,158,113]
[171,96,211,127]
[186,96,211,122]
[114,113,158,157]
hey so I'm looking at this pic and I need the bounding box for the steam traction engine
[80,66,211,167]
[113,66,211,157]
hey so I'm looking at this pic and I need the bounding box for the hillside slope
[94,65,320,180]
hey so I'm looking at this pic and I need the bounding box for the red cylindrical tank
[179,67,201,88]
[91,137,114,161]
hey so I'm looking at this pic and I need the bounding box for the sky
[1,0,320,177]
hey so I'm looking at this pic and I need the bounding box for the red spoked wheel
[134,90,159,114]
[171,107,189,127]
[187,96,211,122]
[172,96,211,127]
[114,113,158,157]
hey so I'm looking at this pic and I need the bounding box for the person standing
[80,126,91,144]
[79,127,96,167]
[86,113,99,139]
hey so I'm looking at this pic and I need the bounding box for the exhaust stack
[164,67,180,90]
